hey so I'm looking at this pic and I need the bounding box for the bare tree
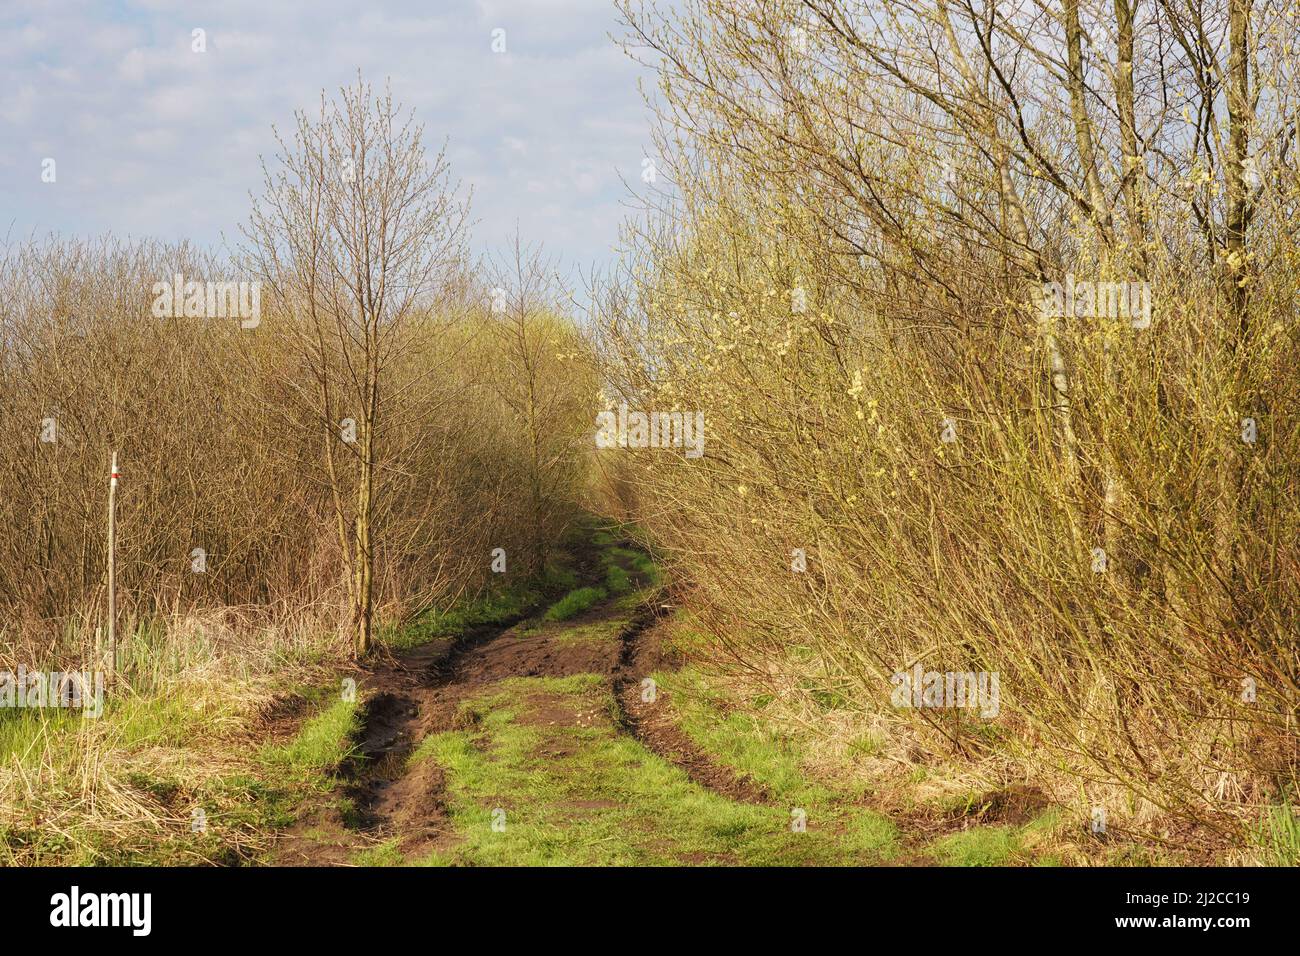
[241,77,469,657]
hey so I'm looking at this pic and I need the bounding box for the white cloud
[0,0,660,278]
[1,84,38,124]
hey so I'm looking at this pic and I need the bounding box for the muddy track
[271,613,534,864]
[610,600,773,805]
[269,530,1073,867]
[276,534,782,864]
[603,587,1051,861]
[341,611,543,852]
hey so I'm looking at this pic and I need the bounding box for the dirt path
[269,527,1037,866]
[271,530,801,864]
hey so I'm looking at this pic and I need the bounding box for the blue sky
[0,0,659,282]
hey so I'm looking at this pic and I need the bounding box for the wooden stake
[107,451,118,687]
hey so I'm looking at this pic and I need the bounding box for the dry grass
[0,608,348,865]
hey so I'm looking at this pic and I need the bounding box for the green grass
[596,537,656,594]
[552,618,627,648]
[658,664,1072,866]
[0,688,248,860]
[0,685,236,764]
[0,708,86,763]
[353,838,406,867]
[383,558,586,651]
[1254,803,1300,866]
[604,563,632,594]
[388,585,541,651]
[544,586,607,622]
[0,683,344,865]
[655,667,863,806]
[406,675,897,866]
[930,826,1021,866]
[231,691,368,865]
[262,695,360,777]
[848,732,885,758]
[543,565,580,592]
[606,546,660,585]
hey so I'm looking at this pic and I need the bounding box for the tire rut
[277,533,773,864]
[610,599,774,805]
[342,612,537,851]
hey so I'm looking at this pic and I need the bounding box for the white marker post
[107,451,118,688]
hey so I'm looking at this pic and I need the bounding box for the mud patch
[455,627,622,686]
[954,785,1050,826]
[382,758,451,854]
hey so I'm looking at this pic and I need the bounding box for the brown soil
[957,785,1050,826]
[270,533,755,865]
